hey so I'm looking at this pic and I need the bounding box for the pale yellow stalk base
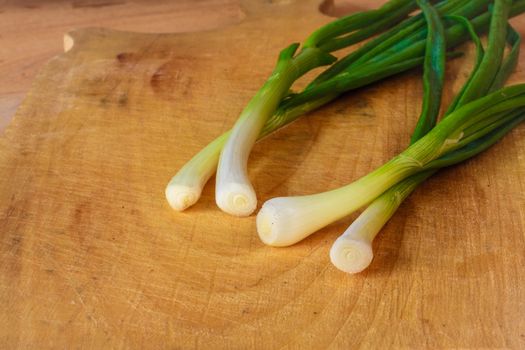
[330,236,373,274]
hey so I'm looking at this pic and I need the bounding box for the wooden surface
[1,0,525,348]
[0,0,246,132]
[0,0,380,132]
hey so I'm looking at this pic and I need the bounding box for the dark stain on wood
[150,63,170,91]
[118,93,128,106]
[73,0,126,9]
[150,60,194,101]
[2,204,17,223]
[319,0,370,18]
[8,235,23,256]
[116,52,137,64]
[2,232,23,280]
[71,202,91,246]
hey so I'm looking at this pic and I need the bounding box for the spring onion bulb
[330,171,429,273]
[165,133,229,211]
[256,158,420,246]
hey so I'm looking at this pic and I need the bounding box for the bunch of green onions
[165,0,524,272]
[257,0,524,273]
[166,0,525,215]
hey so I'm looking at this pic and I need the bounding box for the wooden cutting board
[1,1,524,348]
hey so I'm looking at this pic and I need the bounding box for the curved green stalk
[444,15,484,115]
[410,0,446,143]
[303,0,416,49]
[318,0,419,53]
[214,45,336,216]
[332,0,447,271]
[488,25,521,92]
[312,0,466,85]
[454,0,512,105]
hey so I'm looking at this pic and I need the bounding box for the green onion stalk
[214,45,336,217]
[330,0,521,273]
[330,0,446,272]
[165,0,525,213]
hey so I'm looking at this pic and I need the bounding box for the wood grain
[1,0,524,348]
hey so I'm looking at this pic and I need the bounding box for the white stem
[330,172,428,273]
[165,184,202,212]
[330,236,374,274]
[215,100,273,216]
[329,200,391,274]
[166,133,228,211]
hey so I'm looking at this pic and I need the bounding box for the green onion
[329,170,431,273]
[331,0,446,272]
[442,15,485,115]
[331,0,521,273]
[215,45,335,216]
